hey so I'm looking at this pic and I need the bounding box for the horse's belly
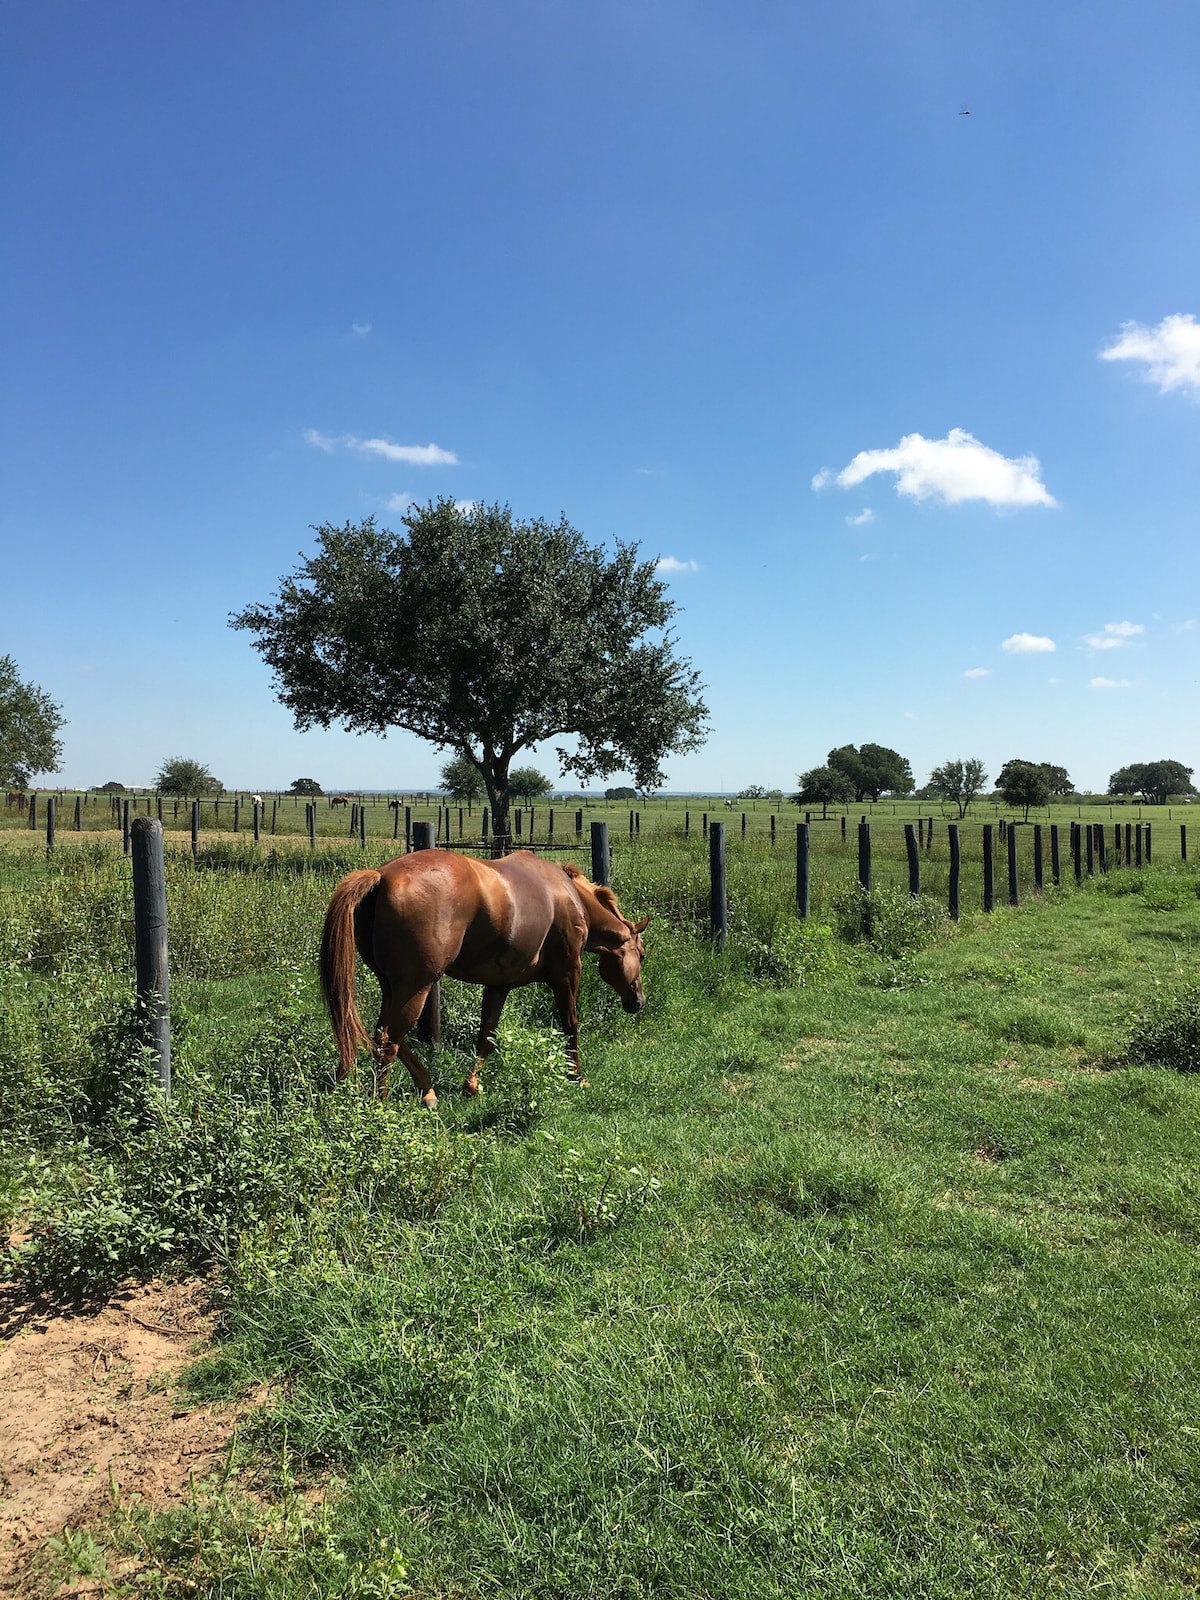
[446,949,536,987]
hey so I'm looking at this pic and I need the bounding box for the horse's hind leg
[375,988,440,1108]
[465,985,509,1095]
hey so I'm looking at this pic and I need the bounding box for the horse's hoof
[420,1090,438,1110]
[567,1074,590,1089]
[463,1074,481,1096]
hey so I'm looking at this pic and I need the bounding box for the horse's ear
[631,916,650,934]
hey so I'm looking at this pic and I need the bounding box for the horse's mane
[560,861,623,918]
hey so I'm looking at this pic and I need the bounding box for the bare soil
[0,1277,252,1591]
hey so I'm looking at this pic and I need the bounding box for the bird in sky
[959,107,971,115]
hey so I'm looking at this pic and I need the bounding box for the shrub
[830,883,949,958]
[1123,982,1200,1073]
[482,1018,568,1132]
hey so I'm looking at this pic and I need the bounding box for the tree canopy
[440,754,485,803]
[794,764,855,819]
[0,655,64,789]
[827,743,914,802]
[1108,760,1196,806]
[927,758,988,818]
[996,758,1054,821]
[230,502,708,842]
[509,765,553,802]
[156,757,223,796]
[289,777,324,795]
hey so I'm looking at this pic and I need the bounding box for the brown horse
[329,794,351,807]
[319,851,648,1107]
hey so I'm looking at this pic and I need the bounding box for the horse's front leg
[551,969,586,1086]
[465,985,509,1095]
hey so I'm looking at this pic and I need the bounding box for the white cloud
[351,322,372,336]
[386,492,415,513]
[356,437,458,465]
[813,428,1056,509]
[1100,313,1200,396]
[453,500,480,514]
[656,556,699,575]
[1002,632,1056,654]
[1177,619,1198,632]
[845,508,875,526]
[304,429,458,465]
[1084,620,1143,650]
[1090,677,1132,690]
[962,667,990,679]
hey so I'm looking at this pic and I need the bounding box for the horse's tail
[319,868,382,1081]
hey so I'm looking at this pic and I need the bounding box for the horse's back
[369,850,581,988]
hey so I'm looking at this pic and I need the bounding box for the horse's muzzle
[623,987,646,1014]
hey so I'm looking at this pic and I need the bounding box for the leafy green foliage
[828,742,914,801]
[288,776,324,794]
[230,503,708,837]
[1123,981,1200,1072]
[439,753,484,802]
[508,765,553,802]
[481,1018,568,1132]
[927,756,988,817]
[831,882,949,958]
[156,756,223,795]
[996,758,1054,820]
[793,763,854,817]
[540,1131,661,1241]
[0,653,64,787]
[1108,759,1196,805]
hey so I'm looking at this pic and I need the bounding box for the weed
[1122,980,1200,1072]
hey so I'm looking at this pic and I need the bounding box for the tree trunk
[482,765,511,857]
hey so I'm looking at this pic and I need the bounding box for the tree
[828,743,914,802]
[0,655,64,788]
[927,758,988,818]
[289,777,324,795]
[1042,764,1074,797]
[794,764,855,819]
[440,754,485,803]
[231,503,708,845]
[738,784,768,800]
[99,780,127,794]
[156,757,223,796]
[996,759,1052,822]
[605,785,637,800]
[509,765,553,802]
[1109,760,1196,806]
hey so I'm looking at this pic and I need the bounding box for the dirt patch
[0,1277,253,1590]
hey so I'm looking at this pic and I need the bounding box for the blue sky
[3,1,1198,794]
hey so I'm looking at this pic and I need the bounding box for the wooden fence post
[1182,824,1188,862]
[1008,821,1019,906]
[796,822,810,920]
[411,822,441,1046]
[1051,823,1061,887]
[1097,823,1108,873]
[857,819,872,893]
[308,802,317,850]
[1034,824,1044,893]
[74,794,82,831]
[948,824,961,921]
[131,818,171,1098]
[575,808,583,839]
[272,799,278,835]
[233,798,240,833]
[359,803,366,848]
[253,800,261,844]
[122,798,131,856]
[983,824,995,911]
[46,795,56,853]
[709,821,727,952]
[1085,822,1095,876]
[191,799,200,858]
[591,821,610,887]
[904,822,919,897]
[1145,824,1152,864]
[770,814,776,845]
[1072,822,1082,883]
[405,805,413,850]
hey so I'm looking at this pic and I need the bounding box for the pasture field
[2,833,1200,1597]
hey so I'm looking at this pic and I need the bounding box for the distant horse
[329,795,351,807]
[319,851,648,1108]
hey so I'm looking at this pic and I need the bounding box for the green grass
[5,842,1200,1597]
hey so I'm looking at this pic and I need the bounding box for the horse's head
[592,915,650,1013]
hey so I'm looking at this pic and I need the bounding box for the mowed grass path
[145,881,1200,1600]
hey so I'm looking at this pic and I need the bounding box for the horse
[319,850,648,1108]
[329,794,351,807]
